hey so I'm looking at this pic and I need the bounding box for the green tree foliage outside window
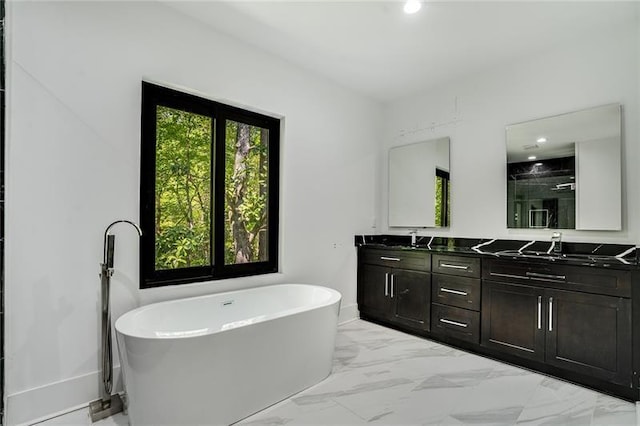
[155,106,212,270]
[435,170,450,227]
[435,176,443,227]
[155,112,272,269]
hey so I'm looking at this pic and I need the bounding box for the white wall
[379,22,639,244]
[5,1,381,423]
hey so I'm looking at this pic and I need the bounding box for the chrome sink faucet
[551,231,562,253]
[409,230,418,247]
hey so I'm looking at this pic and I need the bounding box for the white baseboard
[7,368,122,426]
[338,303,358,325]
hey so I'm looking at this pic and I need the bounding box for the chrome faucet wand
[90,220,142,422]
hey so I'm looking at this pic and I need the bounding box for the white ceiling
[164,1,638,103]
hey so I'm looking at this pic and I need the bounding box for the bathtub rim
[114,283,342,340]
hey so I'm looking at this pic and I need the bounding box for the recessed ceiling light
[537,137,547,143]
[528,156,536,160]
[534,162,543,166]
[404,0,421,14]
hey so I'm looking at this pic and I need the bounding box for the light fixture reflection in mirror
[506,104,621,230]
[389,137,450,228]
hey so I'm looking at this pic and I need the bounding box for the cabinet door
[392,269,430,331]
[481,281,545,362]
[358,264,393,318]
[545,290,632,386]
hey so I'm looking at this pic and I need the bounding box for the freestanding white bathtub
[115,284,341,425]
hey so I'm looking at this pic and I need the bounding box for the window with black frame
[140,82,280,288]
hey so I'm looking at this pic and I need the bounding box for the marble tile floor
[37,319,637,426]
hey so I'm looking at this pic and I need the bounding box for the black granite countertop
[354,235,639,270]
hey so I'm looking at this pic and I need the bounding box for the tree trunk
[228,123,253,264]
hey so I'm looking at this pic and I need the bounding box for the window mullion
[213,113,227,272]
[209,116,216,273]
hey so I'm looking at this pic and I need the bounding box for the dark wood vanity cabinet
[357,247,431,331]
[482,259,632,387]
[357,244,638,399]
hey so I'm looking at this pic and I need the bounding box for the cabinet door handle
[440,318,468,328]
[441,263,469,270]
[384,273,389,296]
[390,274,394,298]
[548,297,553,332]
[537,295,542,330]
[441,288,468,296]
[380,256,401,261]
[526,272,566,281]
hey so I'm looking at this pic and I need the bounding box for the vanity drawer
[482,258,631,298]
[432,254,481,278]
[432,274,481,311]
[431,304,480,344]
[360,248,430,272]
[560,266,631,298]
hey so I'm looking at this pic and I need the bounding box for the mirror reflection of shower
[508,156,576,229]
[506,103,621,230]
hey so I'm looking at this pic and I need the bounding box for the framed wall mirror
[389,137,450,228]
[506,104,621,230]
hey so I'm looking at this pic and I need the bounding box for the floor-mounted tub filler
[90,220,142,422]
[115,284,342,425]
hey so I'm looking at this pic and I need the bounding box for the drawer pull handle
[441,263,469,270]
[490,272,529,280]
[380,256,401,262]
[548,297,553,332]
[441,288,468,296]
[526,272,566,281]
[440,318,468,328]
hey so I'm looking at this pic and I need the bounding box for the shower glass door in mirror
[506,104,621,230]
[389,137,450,228]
